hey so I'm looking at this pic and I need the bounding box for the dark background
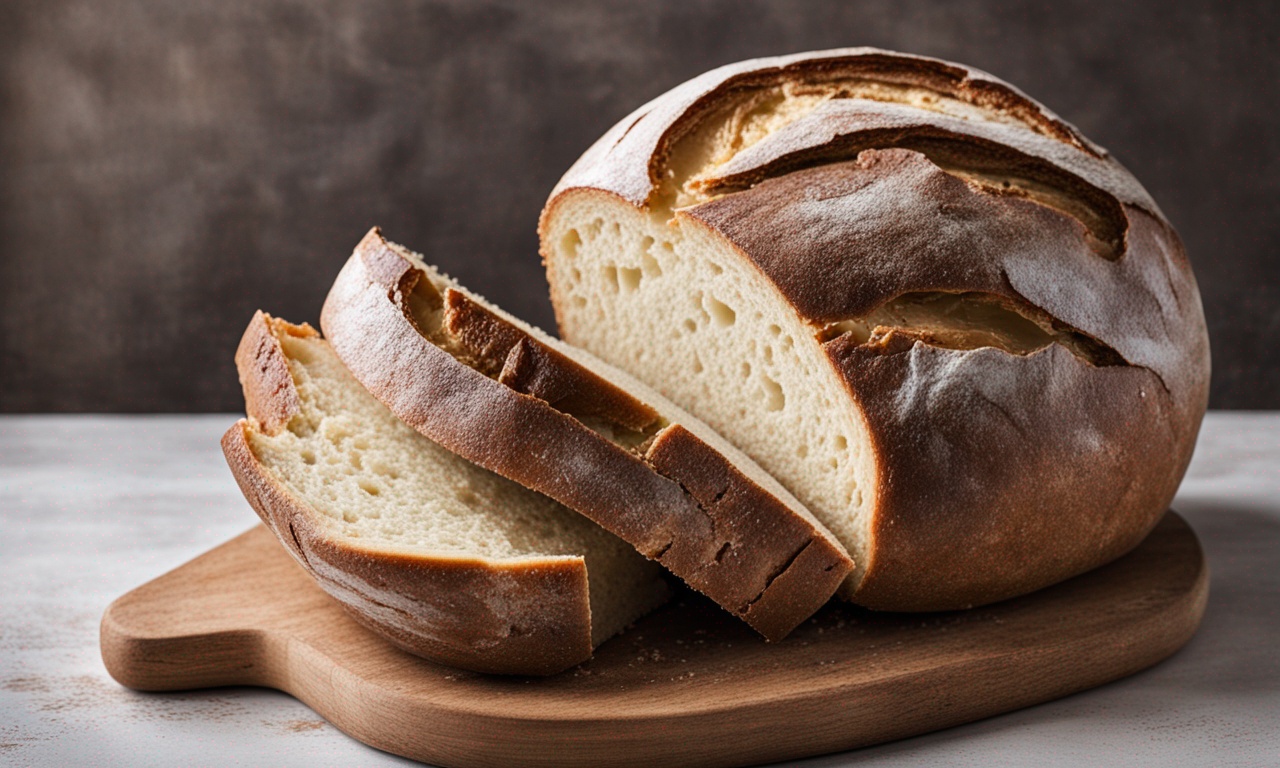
[2,0,1276,412]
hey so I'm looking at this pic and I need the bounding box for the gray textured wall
[2,0,1276,411]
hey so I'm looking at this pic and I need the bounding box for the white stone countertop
[1,413,1276,767]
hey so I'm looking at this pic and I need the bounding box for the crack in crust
[817,290,1128,368]
[650,51,1100,209]
[742,540,814,614]
[694,127,1127,260]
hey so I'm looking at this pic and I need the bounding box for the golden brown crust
[223,314,597,676]
[826,339,1180,609]
[320,228,852,640]
[234,311,314,433]
[442,289,660,432]
[540,49,1211,611]
[643,424,851,638]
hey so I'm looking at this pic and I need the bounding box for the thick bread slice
[540,48,1211,611]
[320,228,853,642]
[222,311,669,675]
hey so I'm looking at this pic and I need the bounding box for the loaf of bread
[540,48,1211,611]
[222,311,670,675]
[320,228,853,641]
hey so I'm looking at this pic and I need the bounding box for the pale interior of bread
[246,328,665,644]
[543,201,879,593]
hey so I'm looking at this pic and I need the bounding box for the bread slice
[320,228,853,642]
[221,311,669,675]
[539,48,1210,611]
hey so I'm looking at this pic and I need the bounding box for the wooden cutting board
[101,512,1207,768]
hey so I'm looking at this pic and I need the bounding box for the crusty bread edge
[223,311,597,676]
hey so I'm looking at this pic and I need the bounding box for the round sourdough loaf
[539,48,1211,611]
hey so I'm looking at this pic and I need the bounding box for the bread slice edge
[223,310,654,675]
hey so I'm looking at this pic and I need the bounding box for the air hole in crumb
[709,262,724,275]
[359,480,380,496]
[706,297,736,327]
[835,435,848,451]
[763,346,774,364]
[562,229,582,257]
[682,318,697,333]
[641,252,662,277]
[287,342,316,365]
[740,361,751,378]
[692,355,704,374]
[762,375,785,412]
[570,267,582,281]
[828,458,839,470]
[301,450,316,465]
[343,511,359,523]
[782,335,794,349]
[349,452,363,470]
[619,266,642,292]
[610,222,621,237]
[797,444,809,458]
[641,235,655,251]
[456,489,479,506]
[603,265,619,292]
[572,296,587,308]
[768,324,782,337]
[661,241,674,252]
[326,424,351,445]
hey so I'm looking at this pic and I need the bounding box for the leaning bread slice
[320,228,853,642]
[221,311,669,675]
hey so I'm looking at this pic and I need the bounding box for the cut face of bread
[222,312,669,675]
[321,228,853,642]
[541,48,1211,610]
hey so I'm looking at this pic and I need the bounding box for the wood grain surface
[100,512,1208,768]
